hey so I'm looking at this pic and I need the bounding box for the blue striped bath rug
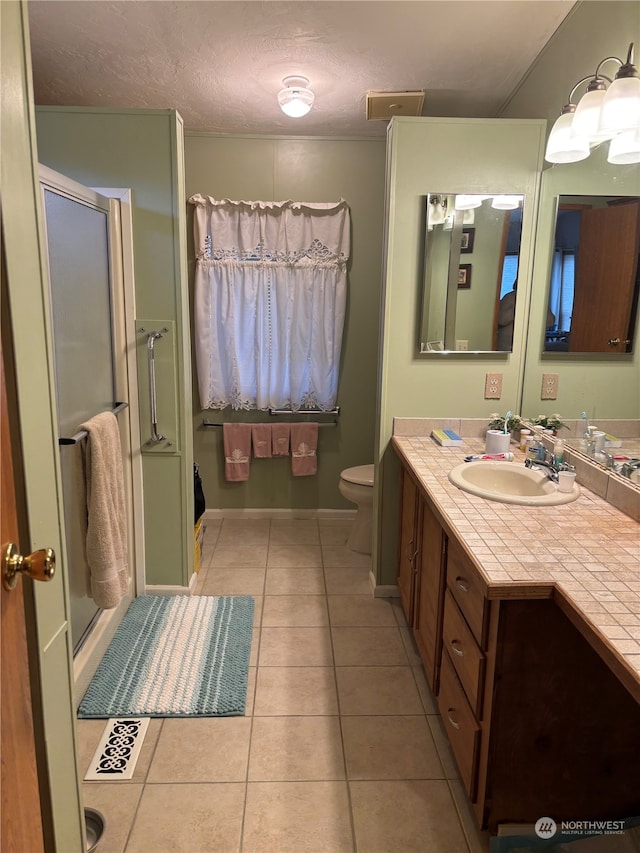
[78,595,254,718]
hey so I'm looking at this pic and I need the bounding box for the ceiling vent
[366,90,425,121]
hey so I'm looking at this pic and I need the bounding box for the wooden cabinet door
[397,469,419,624]
[414,500,446,692]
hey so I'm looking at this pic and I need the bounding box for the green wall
[184,134,386,510]
[375,117,546,585]
[35,107,194,588]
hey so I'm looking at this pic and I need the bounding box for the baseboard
[370,572,399,598]
[142,585,191,597]
[203,508,356,521]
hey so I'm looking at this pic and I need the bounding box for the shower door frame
[38,166,144,697]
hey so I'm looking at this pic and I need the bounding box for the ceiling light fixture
[278,76,315,118]
[545,42,640,165]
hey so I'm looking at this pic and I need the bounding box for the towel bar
[202,420,336,429]
[59,402,129,445]
[269,407,340,416]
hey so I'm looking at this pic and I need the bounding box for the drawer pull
[446,709,461,730]
[450,639,464,657]
[456,576,470,593]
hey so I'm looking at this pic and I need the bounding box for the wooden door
[569,201,640,352]
[397,470,419,625]
[1,316,45,852]
[413,499,446,693]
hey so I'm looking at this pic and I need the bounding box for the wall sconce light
[278,76,315,117]
[545,42,640,165]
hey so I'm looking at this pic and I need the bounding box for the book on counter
[431,428,463,447]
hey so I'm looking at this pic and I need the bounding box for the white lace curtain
[189,195,350,411]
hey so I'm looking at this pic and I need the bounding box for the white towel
[79,412,129,609]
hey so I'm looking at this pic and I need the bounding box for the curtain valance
[188,194,350,266]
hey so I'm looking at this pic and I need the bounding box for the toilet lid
[341,464,374,486]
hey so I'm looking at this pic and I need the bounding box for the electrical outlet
[456,340,468,351]
[541,373,559,400]
[484,372,502,399]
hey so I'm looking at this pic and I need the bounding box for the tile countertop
[392,435,640,703]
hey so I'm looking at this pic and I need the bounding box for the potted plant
[529,413,567,434]
[485,412,524,452]
[487,412,524,433]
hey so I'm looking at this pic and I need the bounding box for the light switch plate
[541,373,559,400]
[484,372,502,399]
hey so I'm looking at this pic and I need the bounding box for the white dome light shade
[278,76,315,117]
[572,85,616,142]
[607,128,640,164]
[455,194,485,210]
[491,195,523,210]
[545,109,590,163]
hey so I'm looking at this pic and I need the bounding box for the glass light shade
[598,76,640,135]
[462,208,475,225]
[545,111,590,163]
[455,194,484,210]
[491,195,523,210]
[572,87,615,142]
[429,200,445,225]
[278,86,315,117]
[607,128,640,164]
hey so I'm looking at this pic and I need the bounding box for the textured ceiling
[28,1,576,138]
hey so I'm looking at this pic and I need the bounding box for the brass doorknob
[2,543,56,591]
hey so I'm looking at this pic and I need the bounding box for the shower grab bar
[203,420,337,429]
[58,402,129,445]
[269,407,340,416]
[143,328,168,443]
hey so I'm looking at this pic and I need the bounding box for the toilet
[338,464,375,555]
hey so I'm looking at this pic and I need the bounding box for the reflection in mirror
[544,195,640,354]
[419,193,523,353]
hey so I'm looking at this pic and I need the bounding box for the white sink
[448,461,580,506]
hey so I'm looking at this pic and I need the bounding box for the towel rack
[58,402,129,445]
[268,407,340,416]
[202,420,337,429]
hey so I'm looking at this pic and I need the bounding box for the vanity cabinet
[395,454,640,833]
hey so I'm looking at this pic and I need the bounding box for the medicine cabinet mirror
[543,194,640,354]
[419,193,524,354]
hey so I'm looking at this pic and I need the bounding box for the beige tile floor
[78,517,491,853]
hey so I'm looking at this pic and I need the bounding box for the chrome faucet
[525,449,575,483]
[620,458,640,479]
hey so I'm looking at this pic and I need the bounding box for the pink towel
[223,423,252,481]
[271,423,291,457]
[290,423,318,477]
[252,424,272,458]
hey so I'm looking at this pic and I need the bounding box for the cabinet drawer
[447,539,488,647]
[438,649,481,801]
[442,590,485,717]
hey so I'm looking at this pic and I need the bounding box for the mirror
[419,193,524,353]
[544,195,640,354]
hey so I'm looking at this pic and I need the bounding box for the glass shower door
[42,182,120,650]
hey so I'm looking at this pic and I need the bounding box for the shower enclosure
[39,166,142,686]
